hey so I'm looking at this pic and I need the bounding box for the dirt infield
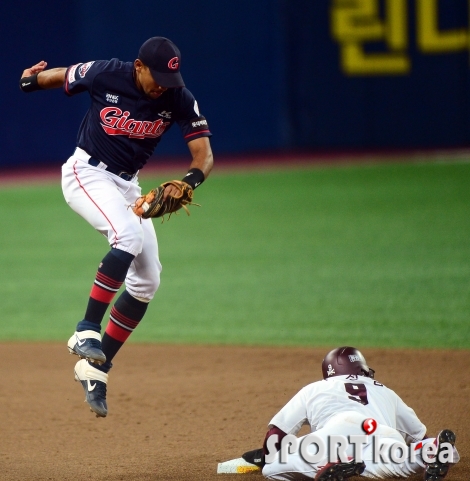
[0,344,468,481]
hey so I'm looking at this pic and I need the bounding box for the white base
[217,457,261,474]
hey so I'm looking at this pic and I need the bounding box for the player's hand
[132,180,197,220]
[21,61,48,79]
[163,182,184,201]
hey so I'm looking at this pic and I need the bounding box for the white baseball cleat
[67,330,106,365]
[74,359,108,418]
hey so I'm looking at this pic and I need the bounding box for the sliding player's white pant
[262,411,459,480]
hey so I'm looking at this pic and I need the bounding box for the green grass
[1,159,469,348]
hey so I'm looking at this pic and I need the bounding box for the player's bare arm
[187,136,214,178]
[20,61,66,91]
[37,67,67,88]
[162,137,214,200]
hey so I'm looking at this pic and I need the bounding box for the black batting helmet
[321,346,375,380]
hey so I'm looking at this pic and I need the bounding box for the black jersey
[64,58,211,174]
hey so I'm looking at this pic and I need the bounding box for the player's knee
[261,464,284,480]
[143,272,161,300]
[117,225,145,256]
[126,260,161,301]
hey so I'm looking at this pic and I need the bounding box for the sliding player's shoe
[315,461,366,481]
[424,430,456,481]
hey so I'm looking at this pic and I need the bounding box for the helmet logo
[348,354,361,362]
[327,364,335,376]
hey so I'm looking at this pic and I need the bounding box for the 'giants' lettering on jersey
[100,107,170,139]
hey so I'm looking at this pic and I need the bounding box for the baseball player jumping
[19,37,213,417]
[242,347,459,481]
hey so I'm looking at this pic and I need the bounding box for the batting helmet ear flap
[321,347,374,379]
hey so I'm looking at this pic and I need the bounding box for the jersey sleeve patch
[79,61,95,78]
[64,60,99,96]
[183,116,211,140]
[193,100,200,116]
[67,64,80,85]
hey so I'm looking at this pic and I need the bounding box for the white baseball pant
[61,148,162,301]
[262,411,459,480]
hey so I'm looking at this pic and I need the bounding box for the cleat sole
[438,430,456,447]
[424,430,456,481]
[316,462,366,481]
[68,347,105,365]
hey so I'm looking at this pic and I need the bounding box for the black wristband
[182,168,205,189]
[19,73,43,93]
